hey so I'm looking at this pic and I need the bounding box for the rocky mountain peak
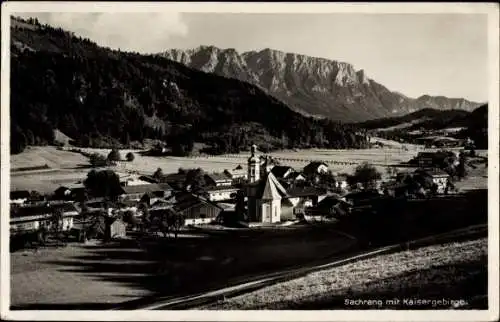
[160,46,482,121]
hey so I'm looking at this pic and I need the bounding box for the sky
[16,12,489,102]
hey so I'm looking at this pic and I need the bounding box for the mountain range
[162,46,483,122]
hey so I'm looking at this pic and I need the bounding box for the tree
[349,162,382,190]
[11,126,27,155]
[84,169,123,199]
[107,148,121,161]
[50,208,65,244]
[184,168,206,192]
[456,152,467,179]
[89,153,108,167]
[166,211,185,238]
[126,151,135,162]
[153,167,164,180]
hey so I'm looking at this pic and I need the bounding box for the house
[303,161,329,176]
[164,173,187,190]
[201,185,240,202]
[10,202,79,236]
[417,168,450,194]
[109,218,127,239]
[120,183,173,202]
[304,195,351,219]
[122,176,156,187]
[224,168,248,183]
[334,174,349,190]
[282,187,328,220]
[151,192,224,226]
[10,190,31,205]
[270,166,295,180]
[204,173,233,187]
[287,171,306,182]
[54,186,72,200]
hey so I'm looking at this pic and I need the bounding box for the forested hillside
[10,16,368,155]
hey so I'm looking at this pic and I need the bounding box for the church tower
[248,144,260,183]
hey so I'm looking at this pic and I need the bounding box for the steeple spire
[248,144,260,183]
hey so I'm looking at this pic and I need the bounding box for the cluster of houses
[10,144,456,239]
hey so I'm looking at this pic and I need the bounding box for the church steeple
[248,144,260,183]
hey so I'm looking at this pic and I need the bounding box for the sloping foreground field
[11,227,355,309]
[202,237,487,310]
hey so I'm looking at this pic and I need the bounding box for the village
[9,141,486,249]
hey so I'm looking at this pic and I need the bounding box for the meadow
[203,237,487,310]
[9,140,487,194]
[10,225,356,309]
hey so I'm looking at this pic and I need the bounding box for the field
[10,225,356,309]
[10,140,488,194]
[10,143,421,193]
[202,237,487,310]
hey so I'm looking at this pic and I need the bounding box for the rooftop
[205,173,232,182]
[271,166,294,178]
[121,183,172,195]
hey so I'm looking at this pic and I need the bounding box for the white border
[1,2,499,322]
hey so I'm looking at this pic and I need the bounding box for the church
[244,144,288,223]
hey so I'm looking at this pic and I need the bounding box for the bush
[107,148,121,161]
[89,153,108,167]
[126,152,135,162]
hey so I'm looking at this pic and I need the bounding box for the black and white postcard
[1,2,499,321]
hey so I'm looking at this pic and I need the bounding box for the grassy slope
[203,237,487,310]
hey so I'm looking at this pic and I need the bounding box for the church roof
[258,172,288,200]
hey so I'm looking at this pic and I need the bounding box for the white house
[224,168,248,182]
[205,173,233,187]
[334,174,349,190]
[418,168,451,194]
[203,186,240,202]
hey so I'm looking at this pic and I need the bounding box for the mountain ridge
[161,46,483,122]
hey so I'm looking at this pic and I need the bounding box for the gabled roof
[172,193,223,213]
[10,190,31,200]
[317,195,350,209]
[224,169,246,176]
[11,202,78,218]
[271,166,294,178]
[303,161,328,174]
[205,173,232,182]
[54,186,71,193]
[204,185,239,192]
[121,183,172,195]
[258,172,288,200]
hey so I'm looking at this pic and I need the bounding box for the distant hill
[10,16,368,155]
[461,104,488,149]
[360,104,488,149]
[356,108,472,131]
[161,46,482,122]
